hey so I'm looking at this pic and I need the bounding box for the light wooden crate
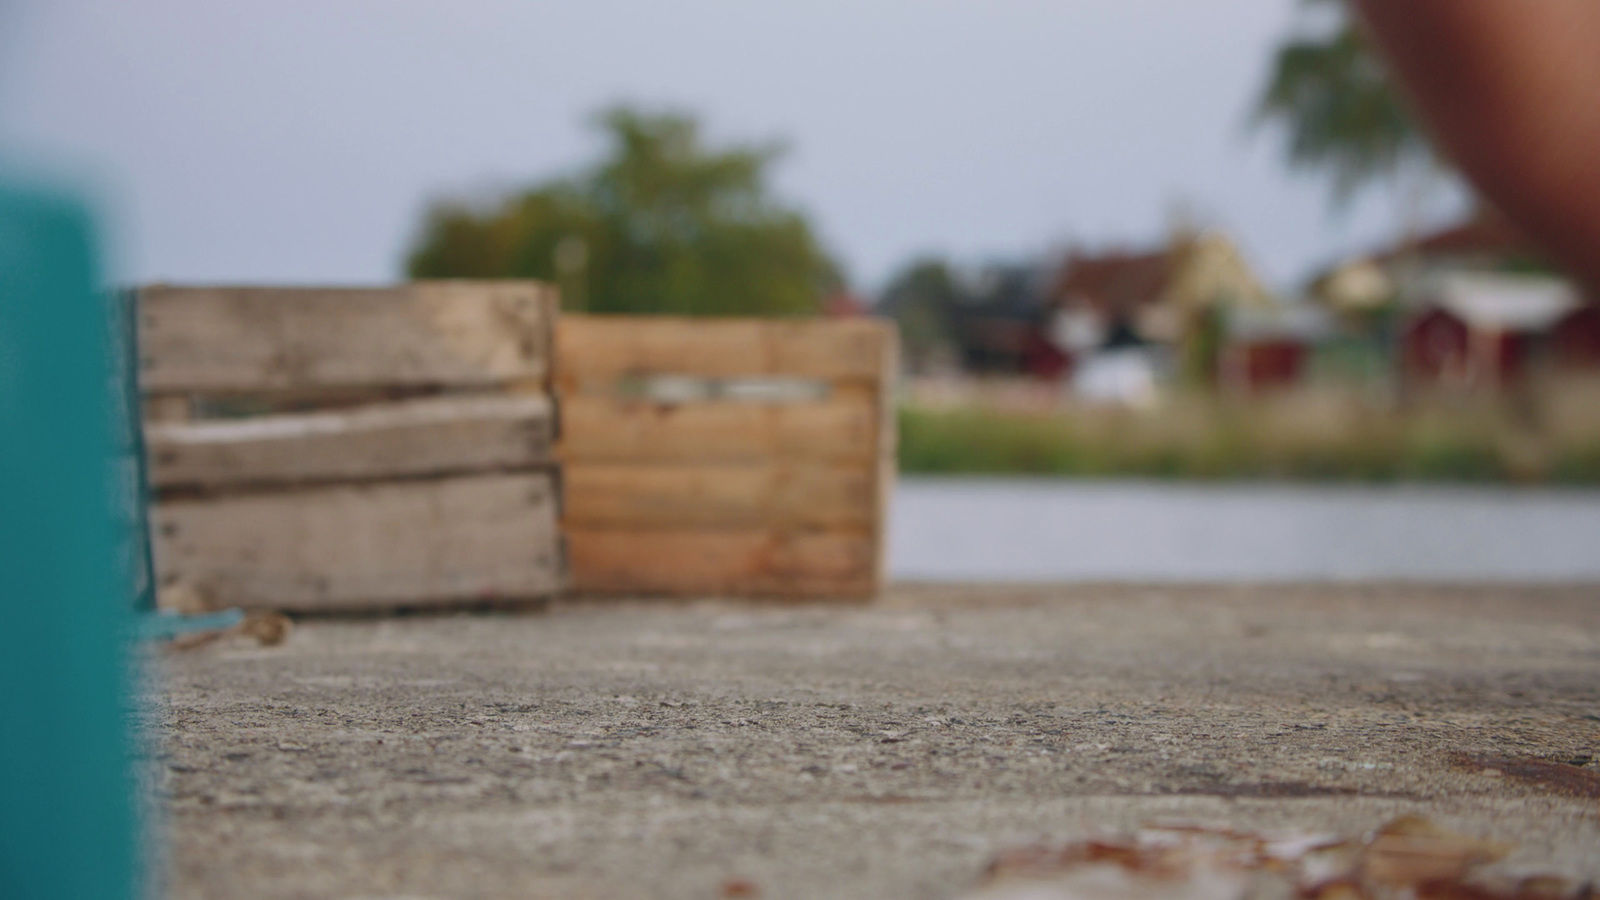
[137,282,565,613]
[557,315,898,599]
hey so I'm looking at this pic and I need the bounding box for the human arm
[1353,1,1600,288]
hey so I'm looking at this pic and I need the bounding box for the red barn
[1217,304,1332,392]
[1402,274,1583,389]
[1221,340,1309,390]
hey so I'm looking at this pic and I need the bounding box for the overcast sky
[0,0,1460,293]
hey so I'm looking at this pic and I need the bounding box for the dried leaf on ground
[1362,815,1511,888]
[966,817,1584,900]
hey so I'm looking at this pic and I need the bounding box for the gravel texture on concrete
[152,584,1600,899]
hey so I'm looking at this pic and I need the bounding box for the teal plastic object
[0,180,138,899]
[113,280,246,644]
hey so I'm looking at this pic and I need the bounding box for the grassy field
[899,381,1600,483]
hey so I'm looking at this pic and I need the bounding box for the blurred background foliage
[1252,0,1437,208]
[406,106,841,316]
[899,382,1600,484]
[878,259,962,370]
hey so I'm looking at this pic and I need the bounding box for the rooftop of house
[1313,211,1543,290]
[1048,248,1172,316]
[1048,231,1273,321]
[1311,212,1552,312]
[1376,212,1537,265]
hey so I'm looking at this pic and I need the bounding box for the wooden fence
[138,282,565,613]
[557,315,897,598]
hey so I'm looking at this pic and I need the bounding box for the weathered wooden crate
[557,315,897,598]
[137,282,565,613]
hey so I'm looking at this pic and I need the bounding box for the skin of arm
[1353,0,1600,290]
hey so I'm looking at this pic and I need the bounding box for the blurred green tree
[407,106,841,316]
[1253,0,1435,207]
[877,258,961,372]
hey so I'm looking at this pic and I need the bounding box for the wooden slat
[869,327,900,589]
[563,462,873,529]
[146,394,553,490]
[565,528,875,597]
[143,395,193,423]
[556,316,894,390]
[153,473,562,611]
[138,281,556,394]
[559,395,877,464]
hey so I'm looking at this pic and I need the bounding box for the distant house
[1401,273,1588,389]
[1046,230,1280,393]
[1049,230,1274,346]
[1307,210,1600,391]
[945,265,1067,379]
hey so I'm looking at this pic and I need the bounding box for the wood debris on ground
[965,816,1591,900]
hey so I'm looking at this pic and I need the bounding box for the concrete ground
[153,584,1600,900]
